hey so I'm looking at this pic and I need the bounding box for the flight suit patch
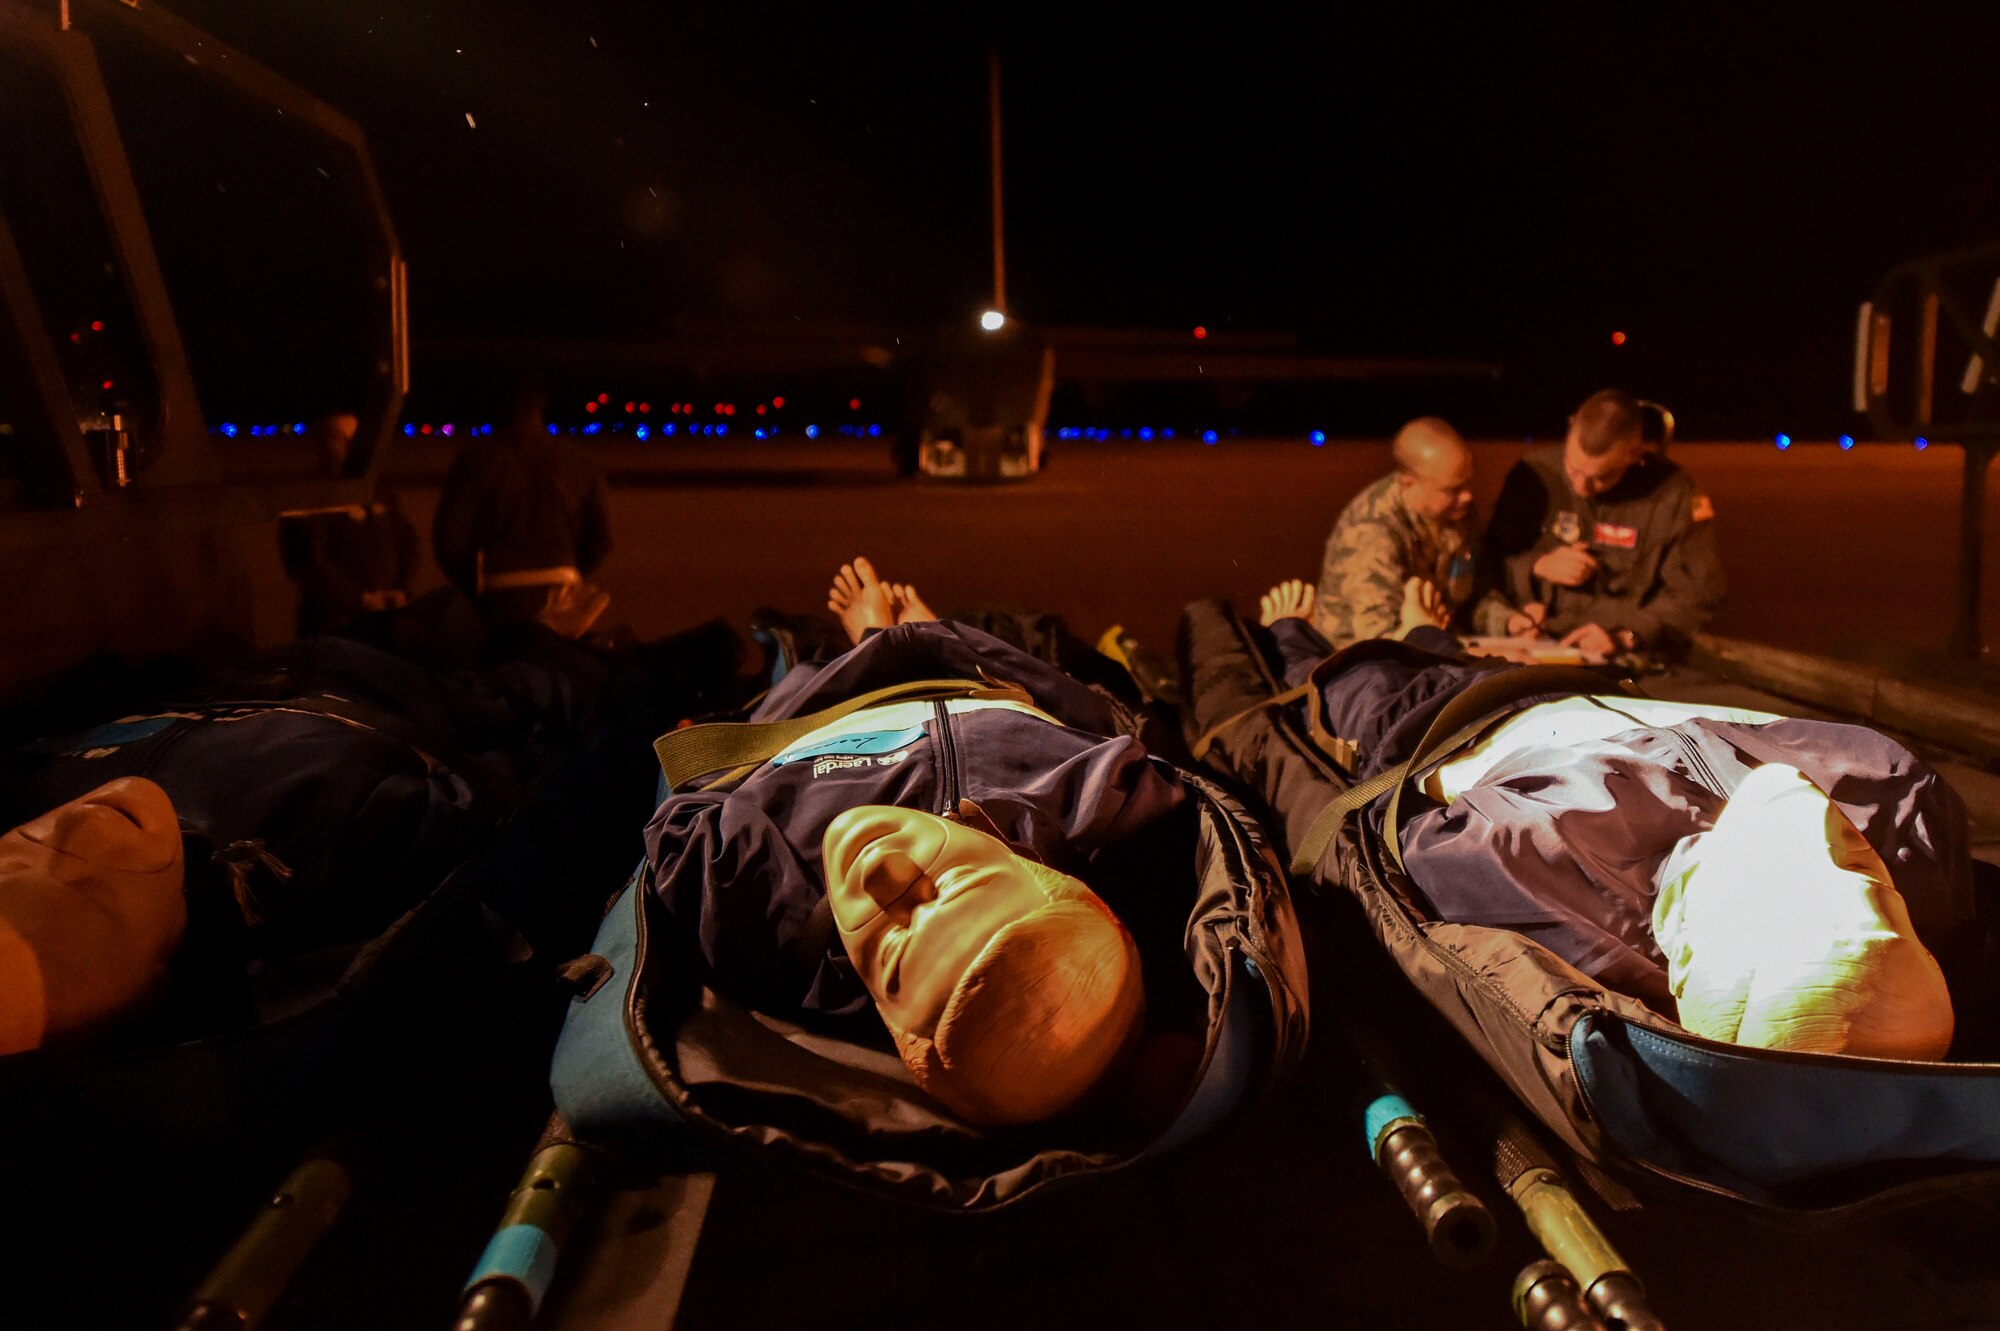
[1593,522,1638,549]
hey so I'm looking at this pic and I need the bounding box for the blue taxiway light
[636,425,649,440]
[1203,430,1218,446]
[584,422,601,435]
[1915,437,1929,450]
[806,424,819,439]
[1310,430,1326,446]
[1838,435,1854,449]
[1775,434,1791,450]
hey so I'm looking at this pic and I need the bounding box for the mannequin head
[824,805,1144,1125]
[0,776,185,1055]
[1653,762,1953,1060]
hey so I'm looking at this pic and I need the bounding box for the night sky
[157,2,2000,435]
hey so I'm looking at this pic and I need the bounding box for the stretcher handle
[1495,1121,1666,1331]
[176,1150,354,1331]
[1365,1091,1497,1268]
[1512,1260,1604,1330]
[456,1116,601,1331]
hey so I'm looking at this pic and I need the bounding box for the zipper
[931,700,961,816]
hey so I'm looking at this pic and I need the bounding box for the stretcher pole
[1360,1081,1496,1267]
[1512,1260,1605,1330]
[1494,1119,1663,1331]
[455,1113,602,1331]
[175,1141,355,1331]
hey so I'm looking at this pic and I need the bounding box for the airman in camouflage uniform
[1313,418,1488,648]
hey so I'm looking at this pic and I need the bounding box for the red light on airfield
[585,401,598,413]
[1610,330,1627,346]
[1193,325,1207,340]
[420,424,433,435]
[90,320,104,332]
[724,404,737,416]
[598,393,610,403]
[625,401,636,413]
[772,396,785,409]
[755,404,767,415]
[639,402,650,413]
[714,403,726,414]
[101,379,113,390]
[849,398,861,410]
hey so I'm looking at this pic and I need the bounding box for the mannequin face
[824,806,1057,1037]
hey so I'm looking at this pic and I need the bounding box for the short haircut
[1572,389,1644,458]
[1391,417,1468,476]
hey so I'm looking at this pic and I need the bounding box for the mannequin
[647,557,1187,1127]
[824,804,1144,1125]
[0,776,185,1055]
[1259,583,1965,1060]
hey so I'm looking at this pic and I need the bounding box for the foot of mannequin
[1258,578,1314,627]
[828,557,897,645]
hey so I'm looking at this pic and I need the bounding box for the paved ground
[369,434,2000,670]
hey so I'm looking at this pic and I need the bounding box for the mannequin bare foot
[1396,576,1451,636]
[828,557,897,645]
[1258,578,1314,627]
[891,583,938,625]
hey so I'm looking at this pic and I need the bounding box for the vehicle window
[87,21,385,482]
[0,46,162,492]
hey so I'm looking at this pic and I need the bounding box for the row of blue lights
[1777,434,1928,451]
[212,422,1943,453]
[215,422,310,439]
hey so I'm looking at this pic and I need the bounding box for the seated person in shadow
[278,412,418,639]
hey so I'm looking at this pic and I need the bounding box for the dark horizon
[151,3,2000,436]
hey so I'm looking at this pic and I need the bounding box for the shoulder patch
[1691,494,1715,522]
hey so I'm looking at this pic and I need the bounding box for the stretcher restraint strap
[652,677,1035,793]
[1191,682,1315,762]
[1287,664,1628,878]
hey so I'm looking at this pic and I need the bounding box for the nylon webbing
[1287,664,1627,878]
[1191,682,1315,761]
[652,677,1033,793]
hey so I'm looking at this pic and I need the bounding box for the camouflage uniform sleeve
[1314,513,1407,647]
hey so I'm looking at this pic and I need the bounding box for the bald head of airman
[1391,417,1475,523]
